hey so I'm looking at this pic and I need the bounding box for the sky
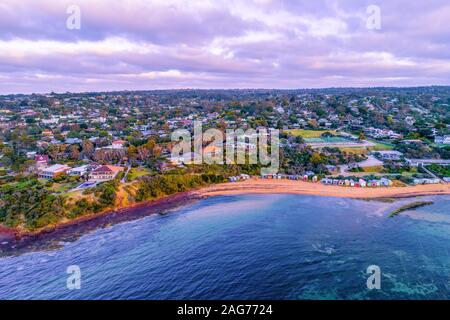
[1,0,450,94]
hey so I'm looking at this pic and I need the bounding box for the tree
[358,132,366,141]
[310,152,323,166]
[69,145,81,160]
[137,145,150,162]
[81,140,94,159]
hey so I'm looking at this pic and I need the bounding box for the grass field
[338,147,368,155]
[49,182,79,193]
[367,139,394,151]
[362,165,384,173]
[127,167,152,181]
[285,129,336,138]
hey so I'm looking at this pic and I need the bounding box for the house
[400,139,423,145]
[169,152,200,165]
[325,165,337,173]
[375,150,403,161]
[67,165,90,176]
[435,135,450,145]
[101,140,126,150]
[89,165,125,181]
[26,151,37,159]
[38,164,71,179]
[42,129,53,137]
[66,137,82,144]
[112,140,126,148]
[35,154,49,168]
[203,145,222,158]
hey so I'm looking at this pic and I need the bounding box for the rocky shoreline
[0,191,202,257]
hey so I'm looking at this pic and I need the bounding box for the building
[89,165,125,181]
[405,158,450,167]
[435,135,450,145]
[26,151,37,159]
[413,178,441,185]
[34,154,49,168]
[42,129,53,137]
[38,164,71,179]
[375,150,403,161]
[67,165,90,176]
[111,140,126,148]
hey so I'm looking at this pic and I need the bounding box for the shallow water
[0,194,449,299]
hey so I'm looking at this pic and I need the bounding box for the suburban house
[203,145,222,159]
[111,140,126,149]
[435,135,450,145]
[35,154,49,168]
[42,129,53,137]
[169,152,201,165]
[375,150,403,161]
[26,151,37,159]
[38,164,71,179]
[67,165,90,176]
[89,165,125,181]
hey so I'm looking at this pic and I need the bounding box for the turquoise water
[0,194,449,299]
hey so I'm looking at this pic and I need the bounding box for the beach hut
[371,180,381,187]
[359,179,367,187]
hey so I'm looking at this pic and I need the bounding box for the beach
[196,178,450,199]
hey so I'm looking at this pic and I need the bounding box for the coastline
[1,178,449,256]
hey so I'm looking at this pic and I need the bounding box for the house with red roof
[88,165,125,181]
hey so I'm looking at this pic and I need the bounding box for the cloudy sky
[1,0,450,94]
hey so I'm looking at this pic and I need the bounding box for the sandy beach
[196,178,450,199]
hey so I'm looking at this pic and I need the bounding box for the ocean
[0,194,449,299]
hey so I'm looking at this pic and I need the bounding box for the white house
[67,165,90,176]
[38,164,71,179]
[375,150,403,161]
[435,135,450,145]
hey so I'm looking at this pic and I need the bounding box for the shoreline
[1,179,449,256]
